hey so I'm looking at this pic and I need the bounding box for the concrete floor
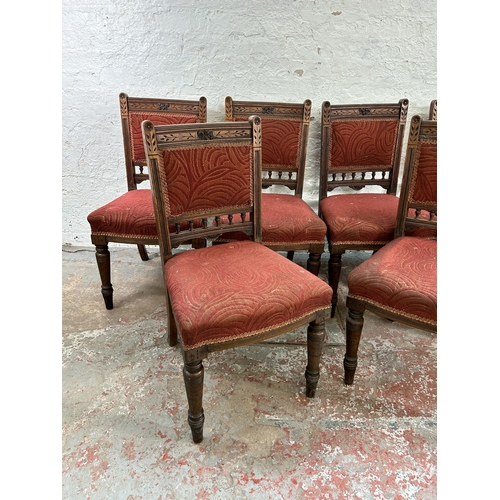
[62,244,437,499]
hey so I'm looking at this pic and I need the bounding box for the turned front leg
[306,252,322,276]
[183,357,205,443]
[344,304,365,385]
[305,318,326,397]
[95,244,113,310]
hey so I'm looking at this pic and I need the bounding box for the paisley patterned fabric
[348,236,437,324]
[235,117,301,167]
[165,240,333,349]
[159,144,253,217]
[329,120,398,169]
[129,112,198,163]
[87,189,200,238]
[215,193,327,245]
[320,193,399,246]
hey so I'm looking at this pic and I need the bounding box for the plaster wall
[62,0,437,246]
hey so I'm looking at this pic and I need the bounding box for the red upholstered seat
[216,193,326,245]
[261,194,326,244]
[320,193,399,246]
[87,189,157,239]
[320,194,437,245]
[347,236,437,325]
[165,240,333,350]
[87,189,202,238]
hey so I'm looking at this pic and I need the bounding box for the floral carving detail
[262,107,275,114]
[359,108,371,115]
[158,103,170,110]
[197,130,215,140]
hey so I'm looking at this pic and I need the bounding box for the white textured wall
[62,0,436,246]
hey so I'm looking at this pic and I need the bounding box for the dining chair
[343,114,437,385]
[142,116,333,443]
[87,93,207,309]
[216,97,327,276]
[429,99,437,120]
[318,99,409,316]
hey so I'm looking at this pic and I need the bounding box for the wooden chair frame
[429,99,437,120]
[318,99,409,315]
[143,117,331,443]
[89,93,206,309]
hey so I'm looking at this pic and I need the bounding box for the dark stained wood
[182,357,205,444]
[305,318,327,397]
[95,243,113,310]
[343,299,365,385]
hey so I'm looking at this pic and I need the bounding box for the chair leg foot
[137,244,149,261]
[343,356,357,385]
[183,358,205,443]
[305,318,326,397]
[95,244,113,310]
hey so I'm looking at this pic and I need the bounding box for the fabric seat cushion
[320,193,399,246]
[87,189,158,239]
[165,240,333,350]
[215,193,326,245]
[348,236,437,324]
[88,189,201,239]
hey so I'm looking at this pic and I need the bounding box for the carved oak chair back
[142,117,333,443]
[318,99,409,316]
[428,99,437,120]
[87,93,207,310]
[220,97,326,275]
[343,115,437,385]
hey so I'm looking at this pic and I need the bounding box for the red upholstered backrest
[130,112,198,163]
[226,98,311,196]
[120,94,207,192]
[410,142,437,205]
[328,119,399,170]
[319,100,408,198]
[234,116,302,168]
[142,118,262,256]
[396,116,437,238]
[160,144,254,217]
